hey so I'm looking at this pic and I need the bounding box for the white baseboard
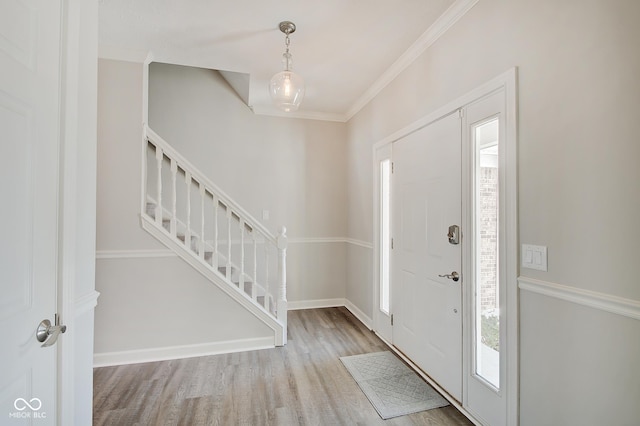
[93,336,274,367]
[287,298,373,329]
[287,298,346,310]
[94,301,374,367]
[344,299,373,329]
[518,276,640,321]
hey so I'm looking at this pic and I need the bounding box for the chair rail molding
[96,249,177,259]
[518,276,640,321]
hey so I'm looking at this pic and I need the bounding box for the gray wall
[96,60,270,361]
[345,0,640,424]
[96,0,640,421]
[95,60,349,362]
[147,63,349,304]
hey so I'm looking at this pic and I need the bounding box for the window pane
[380,159,391,314]
[475,119,499,389]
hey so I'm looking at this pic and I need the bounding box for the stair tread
[142,148,284,343]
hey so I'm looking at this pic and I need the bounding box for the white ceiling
[99,0,476,121]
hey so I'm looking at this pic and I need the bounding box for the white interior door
[392,112,462,401]
[0,0,62,422]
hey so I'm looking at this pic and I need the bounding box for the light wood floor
[93,307,473,425]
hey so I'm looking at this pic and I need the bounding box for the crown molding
[250,105,347,123]
[345,0,480,121]
[98,0,479,122]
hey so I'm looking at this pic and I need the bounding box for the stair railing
[140,125,287,345]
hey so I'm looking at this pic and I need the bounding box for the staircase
[140,126,288,345]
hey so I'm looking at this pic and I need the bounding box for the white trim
[344,299,373,329]
[460,73,519,426]
[145,126,279,244]
[140,215,286,345]
[519,277,640,321]
[93,336,274,367]
[250,105,346,123]
[73,291,100,317]
[289,237,373,249]
[372,143,394,342]
[94,240,372,256]
[371,68,518,426]
[288,237,347,244]
[287,298,373,329]
[345,0,480,121]
[288,298,346,310]
[373,69,516,151]
[58,1,99,424]
[345,238,373,249]
[100,1,478,123]
[96,249,177,259]
[99,45,149,63]
[503,67,519,426]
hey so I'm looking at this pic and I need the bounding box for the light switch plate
[522,244,547,271]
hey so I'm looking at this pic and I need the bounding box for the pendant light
[269,21,305,112]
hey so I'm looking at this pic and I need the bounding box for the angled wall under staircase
[141,126,288,345]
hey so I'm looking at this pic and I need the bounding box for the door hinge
[458,108,464,119]
[391,162,394,173]
[391,238,394,249]
[391,314,394,326]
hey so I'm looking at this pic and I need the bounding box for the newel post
[276,226,288,345]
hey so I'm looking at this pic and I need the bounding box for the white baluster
[264,242,270,313]
[170,159,177,236]
[277,226,288,344]
[155,147,163,225]
[252,231,258,302]
[239,219,245,292]
[212,196,218,269]
[199,183,205,258]
[226,207,231,280]
[185,171,192,251]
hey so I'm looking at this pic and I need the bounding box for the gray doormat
[340,351,449,419]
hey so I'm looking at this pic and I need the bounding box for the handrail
[141,125,287,345]
[145,126,278,245]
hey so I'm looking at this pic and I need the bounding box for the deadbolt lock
[447,225,460,245]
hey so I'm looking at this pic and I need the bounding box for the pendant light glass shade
[269,70,305,112]
[270,21,305,112]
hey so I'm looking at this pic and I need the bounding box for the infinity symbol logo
[14,398,42,411]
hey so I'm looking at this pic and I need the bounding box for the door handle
[36,317,67,347]
[438,271,460,282]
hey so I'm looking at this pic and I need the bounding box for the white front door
[0,0,62,423]
[392,112,462,401]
